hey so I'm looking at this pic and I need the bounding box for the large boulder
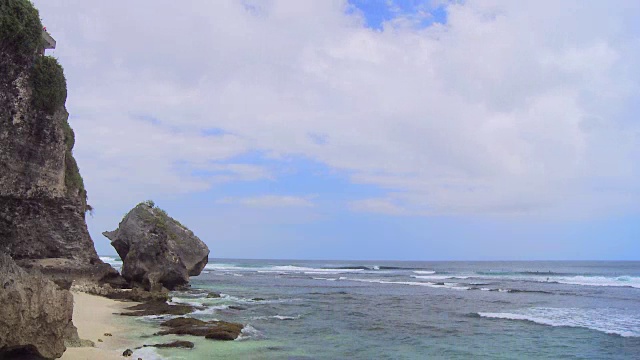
[103,201,209,290]
[0,253,75,359]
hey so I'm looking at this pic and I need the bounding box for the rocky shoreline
[61,285,246,359]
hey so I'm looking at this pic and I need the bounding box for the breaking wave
[478,307,640,337]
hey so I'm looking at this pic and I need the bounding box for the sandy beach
[61,292,149,360]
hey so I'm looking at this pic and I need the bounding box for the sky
[32,0,640,260]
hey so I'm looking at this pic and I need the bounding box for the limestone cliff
[0,0,117,283]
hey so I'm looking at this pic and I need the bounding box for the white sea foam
[345,278,469,290]
[206,263,366,274]
[551,276,640,289]
[191,304,230,315]
[413,270,436,275]
[267,266,365,274]
[99,256,122,267]
[478,307,640,337]
[204,263,243,271]
[313,277,338,281]
[211,293,302,304]
[236,325,263,341]
[253,314,301,321]
[412,275,470,280]
[466,271,640,289]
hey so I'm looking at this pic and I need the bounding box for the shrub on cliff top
[0,0,42,61]
[30,56,67,114]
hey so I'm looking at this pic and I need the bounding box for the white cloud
[218,195,315,208]
[349,198,409,216]
[34,0,640,217]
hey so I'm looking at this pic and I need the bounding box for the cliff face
[0,7,116,282]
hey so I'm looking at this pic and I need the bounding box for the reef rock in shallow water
[103,201,209,290]
[0,253,75,359]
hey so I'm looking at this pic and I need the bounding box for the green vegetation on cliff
[64,150,84,195]
[138,201,193,239]
[0,0,42,62]
[62,119,75,151]
[30,56,67,115]
[29,51,83,198]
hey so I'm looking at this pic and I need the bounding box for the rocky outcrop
[71,282,170,303]
[156,317,244,341]
[0,253,75,359]
[119,302,197,317]
[143,340,195,349]
[103,201,209,290]
[0,0,119,284]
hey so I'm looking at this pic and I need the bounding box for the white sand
[60,292,152,360]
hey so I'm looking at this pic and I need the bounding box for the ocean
[100,257,640,359]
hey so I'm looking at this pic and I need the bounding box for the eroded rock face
[0,32,119,284]
[0,253,75,359]
[103,202,209,290]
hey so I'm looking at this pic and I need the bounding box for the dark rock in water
[435,282,446,286]
[119,301,195,317]
[156,317,244,341]
[143,340,195,349]
[206,292,221,298]
[160,317,207,327]
[0,253,75,359]
[229,305,247,310]
[122,348,133,356]
[103,202,209,290]
[252,297,265,301]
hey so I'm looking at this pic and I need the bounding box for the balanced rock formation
[0,0,119,284]
[103,201,209,290]
[0,253,75,359]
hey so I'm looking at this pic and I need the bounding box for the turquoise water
[101,257,640,359]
